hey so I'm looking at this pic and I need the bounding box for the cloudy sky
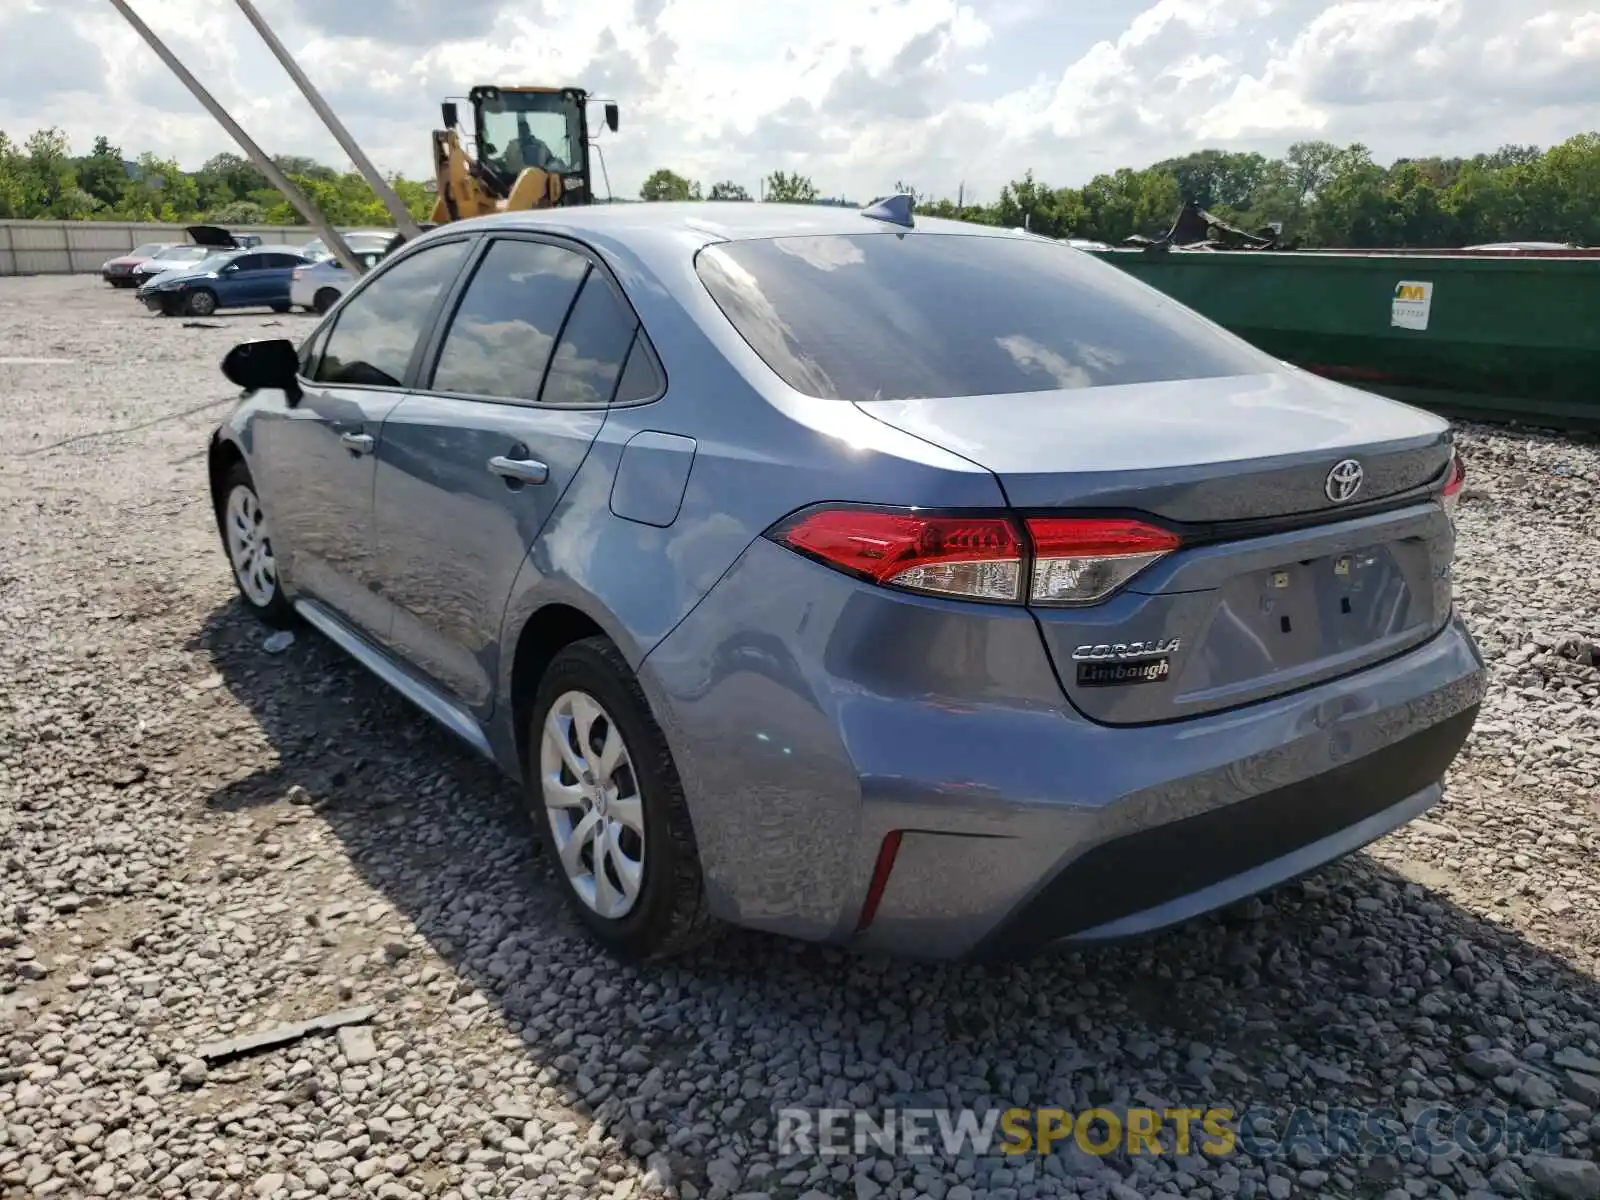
[2,0,1597,202]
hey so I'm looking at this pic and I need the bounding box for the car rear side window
[539,271,642,407]
[314,239,471,388]
[694,233,1272,402]
[613,335,663,404]
[431,239,590,401]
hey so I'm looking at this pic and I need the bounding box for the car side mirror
[222,339,302,404]
[604,103,619,133]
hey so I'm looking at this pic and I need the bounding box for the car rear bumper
[641,537,1486,959]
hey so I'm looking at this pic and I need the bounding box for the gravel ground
[3,274,1600,1200]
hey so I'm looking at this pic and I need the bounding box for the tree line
[644,134,1600,247]
[5,124,1599,248]
[0,128,432,226]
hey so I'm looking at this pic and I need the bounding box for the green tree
[1079,167,1181,242]
[1532,132,1600,243]
[22,127,75,217]
[118,152,200,222]
[0,131,28,218]
[1303,144,1389,246]
[75,136,126,209]
[205,199,269,224]
[1149,149,1270,212]
[764,170,817,203]
[640,168,699,201]
[994,171,1087,236]
[708,180,750,201]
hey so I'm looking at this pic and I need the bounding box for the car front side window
[312,239,473,389]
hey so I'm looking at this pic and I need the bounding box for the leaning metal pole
[232,0,422,242]
[107,0,365,276]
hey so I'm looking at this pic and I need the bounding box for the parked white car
[289,250,386,313]
[296,230,397,262]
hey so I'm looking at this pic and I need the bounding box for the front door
[371,236,647,715]
[252,237,475,641]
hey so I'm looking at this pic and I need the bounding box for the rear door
[370,234,645,714]
[250,236,475,640]
[256,251,306,307]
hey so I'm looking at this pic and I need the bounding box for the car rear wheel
[185,289,218,317]
[270,302,291,313]
[218,462,294,627]
[527,637,714,961]
[313,287,340,314]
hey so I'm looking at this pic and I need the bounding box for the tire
[270,302,291,313]
[216,461,295,628]
[313,288,340,315]
[185,288,218,317]
[527,637,714,961]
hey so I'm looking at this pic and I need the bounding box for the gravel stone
[4,278,1600,1199]
[1526,1156,1600,1200]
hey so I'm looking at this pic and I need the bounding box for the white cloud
[0,0,1597,204]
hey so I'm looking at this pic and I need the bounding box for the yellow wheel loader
[432,86,619,222]
[114,0,618,278]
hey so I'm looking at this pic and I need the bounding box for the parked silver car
[290,249,386,313]
[209,202,1484,962]
[128,244,221,287]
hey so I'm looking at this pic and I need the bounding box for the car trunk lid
[857,370,1457,724]
[855,370,1451,520]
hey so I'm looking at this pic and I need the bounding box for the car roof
[419,201,1041,253]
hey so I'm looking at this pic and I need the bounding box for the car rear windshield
[694,232,1272,402]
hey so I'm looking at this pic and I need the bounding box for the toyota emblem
[1325,459,1364,503]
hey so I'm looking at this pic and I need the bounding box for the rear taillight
[1026,517,1181,605]
[767,507,1179,606]
[772,508,1023,601]
[1440,449,1465,518]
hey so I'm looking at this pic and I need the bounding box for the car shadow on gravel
[187,597,1600,1195]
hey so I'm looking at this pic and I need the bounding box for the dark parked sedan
[101,242,176,286]
[137,247,311,317]
[206,202,1484,961]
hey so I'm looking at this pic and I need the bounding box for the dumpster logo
[1391,280,1433,331]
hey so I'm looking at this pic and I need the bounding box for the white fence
[0,221,378,276]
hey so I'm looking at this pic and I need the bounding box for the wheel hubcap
[224,484,277,608]
[540,691,645,919]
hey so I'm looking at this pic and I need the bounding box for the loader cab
[465,85,614,206]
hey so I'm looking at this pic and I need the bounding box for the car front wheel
[528,637,714,961]
[185,289,218,317]
[218,462,294,627]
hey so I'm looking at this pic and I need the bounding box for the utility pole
[958,181,964,209]
[232,0,422,241]
[108,0,364,276]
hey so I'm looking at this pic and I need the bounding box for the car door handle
[340,431,375,455]
[488,455,549,485]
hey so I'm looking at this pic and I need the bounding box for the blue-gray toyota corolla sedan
[207,201,1485,961]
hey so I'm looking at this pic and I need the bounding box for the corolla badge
[1071,638,1181,661]
[1325,458,1364,503]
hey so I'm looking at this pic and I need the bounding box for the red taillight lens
[1026,517,1180,605]
[1440,450,1466,518]
[769,507,1182,606]
[772,508,1023,601]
